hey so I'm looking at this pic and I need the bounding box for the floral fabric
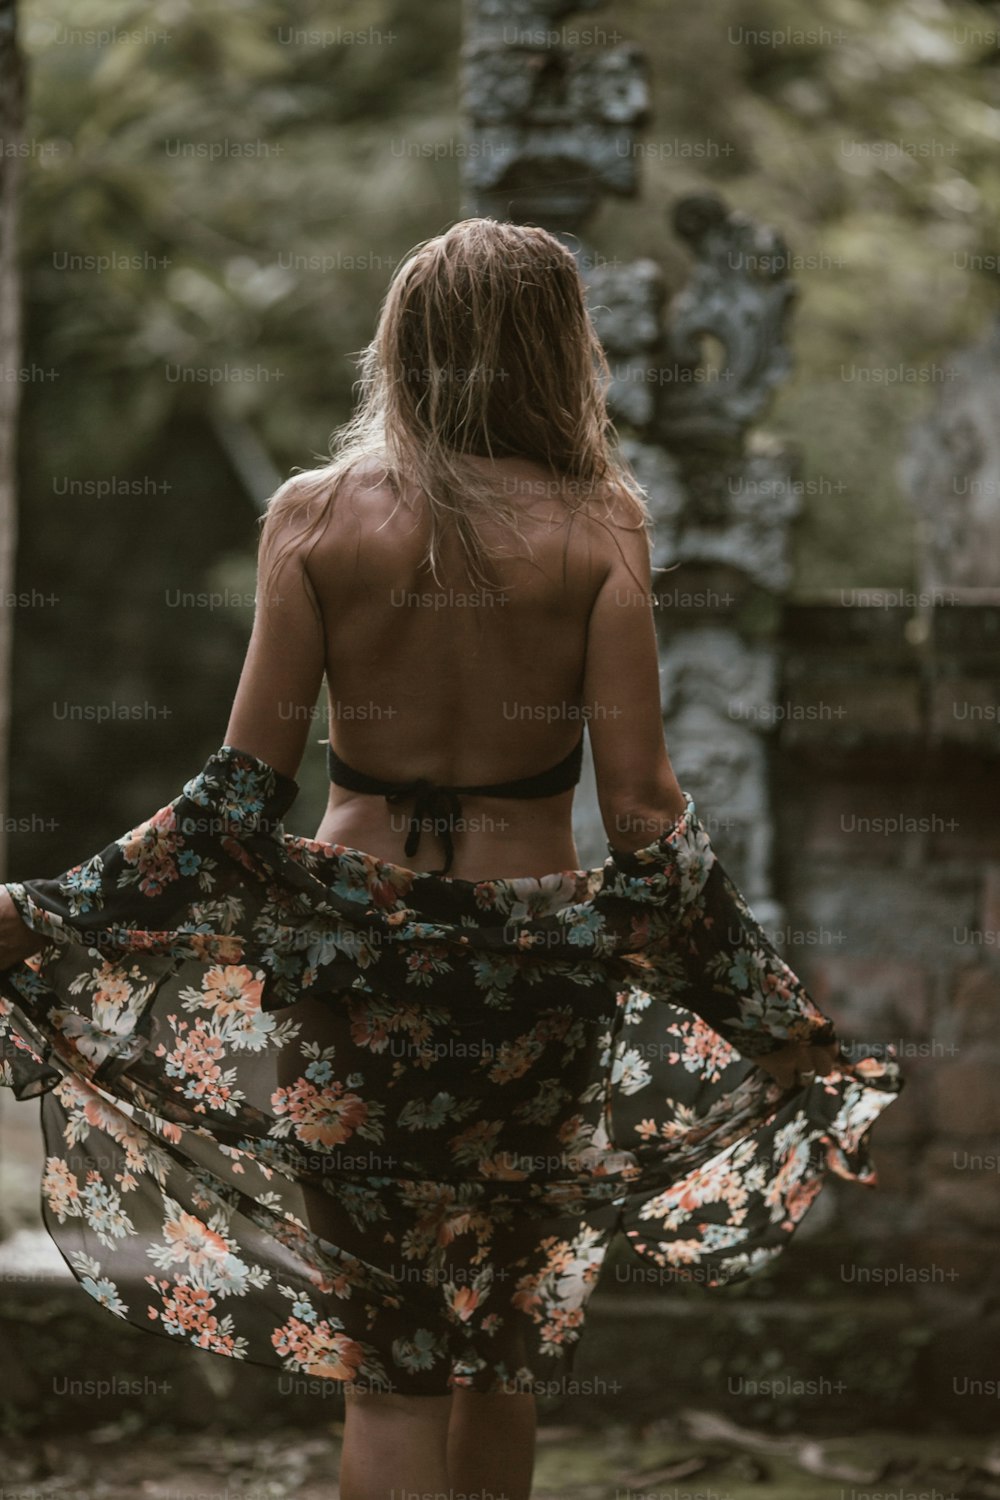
[0,744,902,1394]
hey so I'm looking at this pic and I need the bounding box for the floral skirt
[1,745,903,1395]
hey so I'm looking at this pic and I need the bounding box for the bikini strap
[324,734,585,874]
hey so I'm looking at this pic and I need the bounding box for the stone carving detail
[658,626,778,724]
[470,0,604,25]
[585,195,798,462]
[657,628,781,919]
[586,262,666,428]
[654,193,798,452]
[898,314,1000,598]
[616,439,687,538]
[461,0,649,232]
[588,195,801,591]
[622,438,801,592]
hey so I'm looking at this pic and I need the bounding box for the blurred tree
[11,0,464,864]
[0,0,26,877]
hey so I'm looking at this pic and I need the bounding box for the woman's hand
[753,1039,841,1090]
[0,885,43,969]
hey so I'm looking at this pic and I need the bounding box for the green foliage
[13,0,464,856]
[600,0,1000,591]
[20,0,1000,595]
[22,0,463,469]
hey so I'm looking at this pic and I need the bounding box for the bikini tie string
[384,780,463,875]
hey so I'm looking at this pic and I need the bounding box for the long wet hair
[257,217,653,598]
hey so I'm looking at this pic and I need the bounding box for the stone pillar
[592,194,801,923]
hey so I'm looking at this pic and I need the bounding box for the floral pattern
[0,745,902,1394]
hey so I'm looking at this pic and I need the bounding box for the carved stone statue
[655,193,798,452]
[461,0,649,232]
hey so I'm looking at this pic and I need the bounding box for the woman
[0,219,893,1500]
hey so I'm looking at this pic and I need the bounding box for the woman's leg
[340,1389,454,1500]
[447,1388,537,1500]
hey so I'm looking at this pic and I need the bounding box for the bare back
[310,457,683,879]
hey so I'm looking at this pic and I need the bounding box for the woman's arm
[223,509,327,781]
[581,516,687,852]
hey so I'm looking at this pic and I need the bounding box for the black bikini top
[326,733,585,875]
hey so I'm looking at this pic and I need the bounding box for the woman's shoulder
[275,456,402,530]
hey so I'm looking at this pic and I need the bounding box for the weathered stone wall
[769,601,1000,1419]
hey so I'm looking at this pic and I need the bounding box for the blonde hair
[257,216,653,598]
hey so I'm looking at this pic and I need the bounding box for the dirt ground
[2,1411,999,1500]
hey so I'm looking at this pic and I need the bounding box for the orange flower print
[162,1283,218,1334]
[158,1019,241,1114]
[271,1076,371,1148]
[91,967,132,1008]
[42,1157,80,1220]
[145,1278,246,1357]
[161,1211,233,1271]
[666,1018,736,1084]
[272,1315,369,1382]
[120,806,185,897]
[783,1175,822,1226]
[511,1283,543,1315]
[201,966,263,1018]
[446,1284,480,1323]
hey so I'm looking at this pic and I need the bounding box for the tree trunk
[0,0,25,879]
